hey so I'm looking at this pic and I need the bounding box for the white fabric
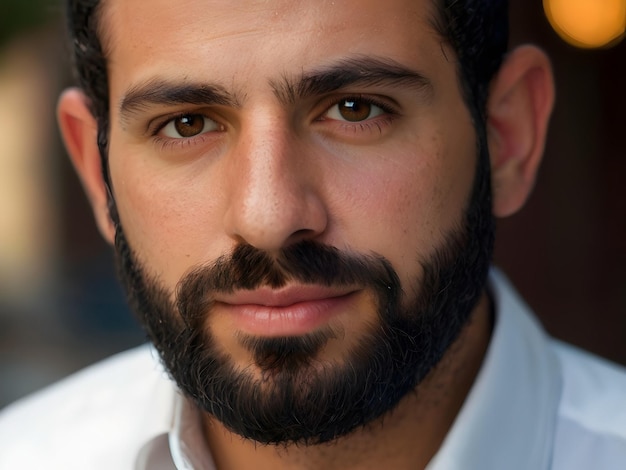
[2,271,626,469]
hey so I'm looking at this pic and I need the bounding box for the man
[1,0,625,468]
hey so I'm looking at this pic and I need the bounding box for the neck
[202,292,492,470]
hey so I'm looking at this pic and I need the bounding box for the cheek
[108,144,229,286]
[329,130,476,286]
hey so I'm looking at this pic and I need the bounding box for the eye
[160,114,221,138]
[324,98,386,122]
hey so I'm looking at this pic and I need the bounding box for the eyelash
[152,134,208,153]
[149,112,215,135]
[149,112,223,151]
[316,94,399,134]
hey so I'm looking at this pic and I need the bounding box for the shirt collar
[135,393,215,470]
[426,269,563,470]
[169,394,216,469]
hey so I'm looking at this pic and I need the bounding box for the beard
[111,143,494,446]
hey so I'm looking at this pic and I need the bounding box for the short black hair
[431,0,509,124]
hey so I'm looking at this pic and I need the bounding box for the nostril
[289,228,321,243]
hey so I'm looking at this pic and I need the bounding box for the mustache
[175,240,401,322]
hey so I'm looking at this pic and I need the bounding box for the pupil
[175,115,204,137]
[339,100,371,122]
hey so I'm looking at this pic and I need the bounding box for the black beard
[111,144,494,446]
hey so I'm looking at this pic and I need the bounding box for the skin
[58,0,554,468]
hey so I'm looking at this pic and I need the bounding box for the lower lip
[218,293,358,337]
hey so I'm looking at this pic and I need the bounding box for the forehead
[101,0,446,94]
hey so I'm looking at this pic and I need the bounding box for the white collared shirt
[2,271,626,469]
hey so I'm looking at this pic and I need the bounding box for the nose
[223,116,328,252]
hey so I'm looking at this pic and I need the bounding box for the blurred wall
[496,1,626,364]
[0,10,143,407]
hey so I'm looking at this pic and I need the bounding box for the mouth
[213,286,361,337]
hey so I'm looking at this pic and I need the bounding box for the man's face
[101,0,491,443]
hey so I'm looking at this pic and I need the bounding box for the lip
[214,286,360,336]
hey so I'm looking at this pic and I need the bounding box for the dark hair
[65,0,509,180]
[65,0,111,189]
[431,0,510,125]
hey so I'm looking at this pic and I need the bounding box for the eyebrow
[118,55,432,125]
[272,55,433,105]
[119,79,240,124]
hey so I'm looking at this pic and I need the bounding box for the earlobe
[57,88,116,243]
[486,45,555,217]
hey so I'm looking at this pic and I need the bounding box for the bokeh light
[544,0,626,48]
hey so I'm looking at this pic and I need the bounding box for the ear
[487,45,555,218]
[58,88,116,244]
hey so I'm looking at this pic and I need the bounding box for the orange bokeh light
[544,0,626,48]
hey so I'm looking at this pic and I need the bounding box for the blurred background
[1,0,625,407]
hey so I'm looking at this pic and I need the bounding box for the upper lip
[213,285,357,307]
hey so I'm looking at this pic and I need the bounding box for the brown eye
[325,98,385,123]
[338,99,372,122]
[175,115,205,137]
[160,114,220,138]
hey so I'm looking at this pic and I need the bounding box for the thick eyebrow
[119,78,239,124]
[118,56,431,125]
[272,55,433,105]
